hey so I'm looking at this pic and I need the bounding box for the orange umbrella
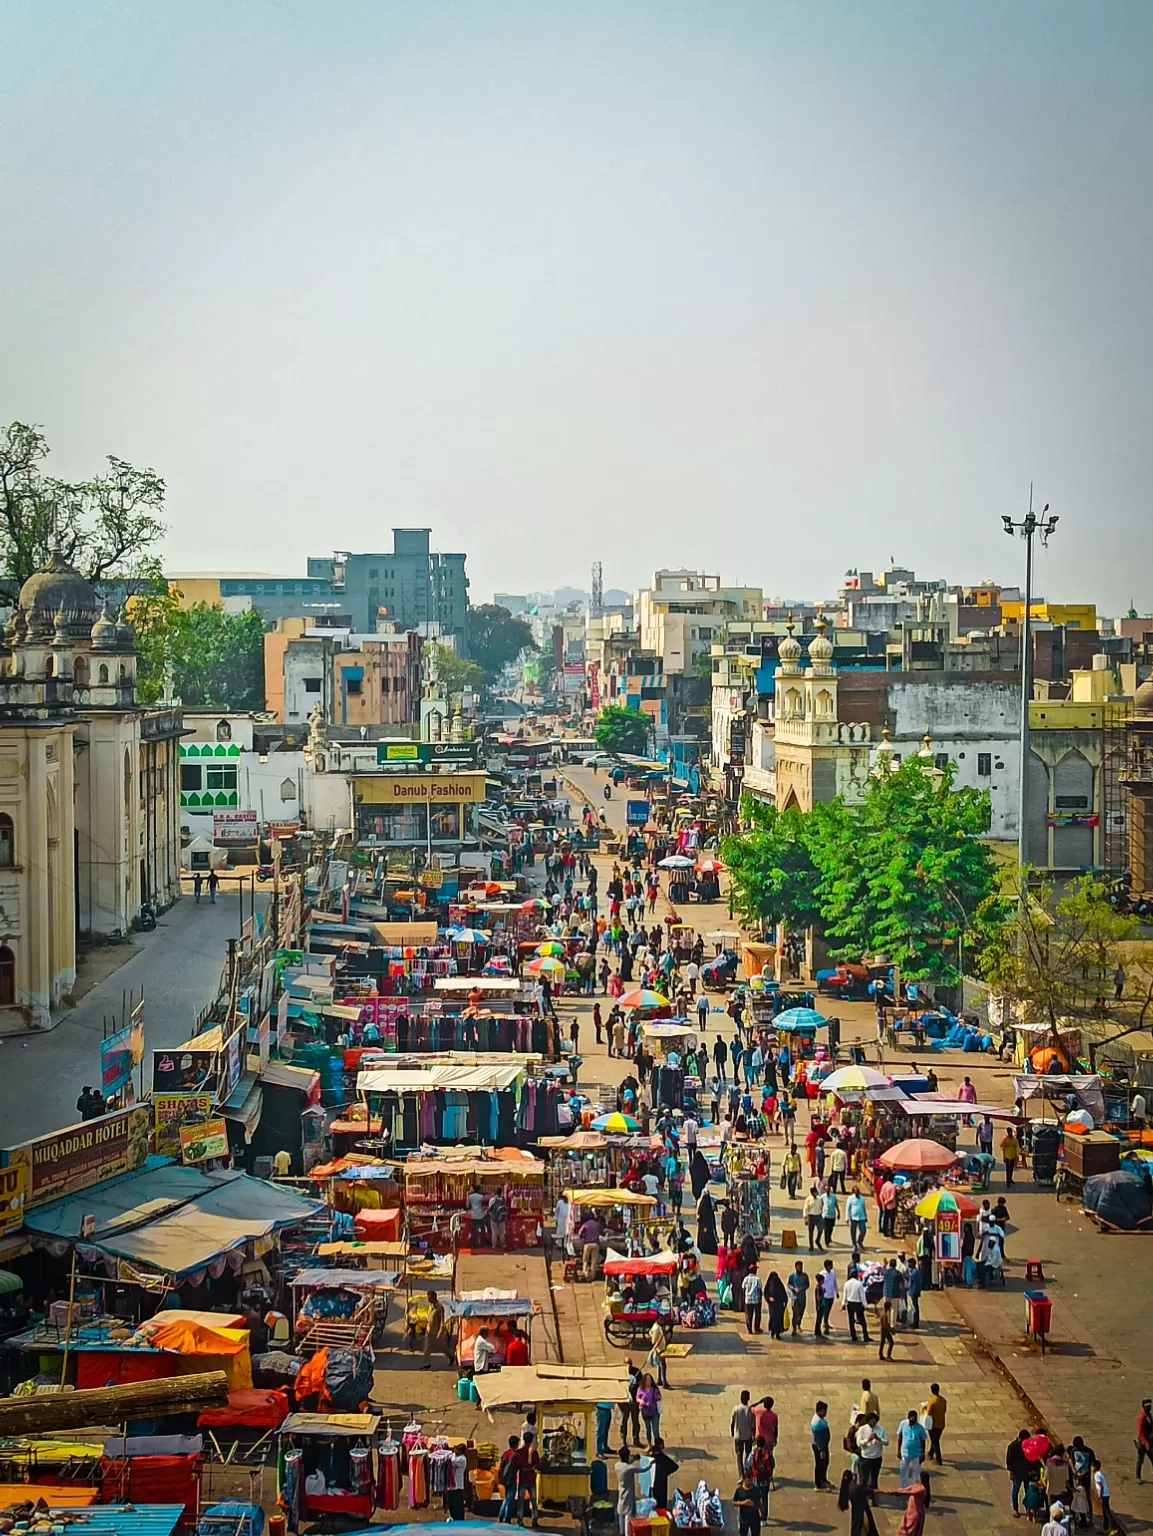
[878,1138,959,1172]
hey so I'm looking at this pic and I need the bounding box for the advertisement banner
[588,662,600,712]
[100,1014,145,1096]
[276,990,289,1047]
[935,1210,961,1263]
[213,810,259,843]
[153,1093,214,1157]
[5,1107,150,1211]
[376,741,479,765]
[354,773,487,805]
[626,799,650,825]
[152,1047,216,1094]
[179,1118,229,1165]
[0,1163,28,1236]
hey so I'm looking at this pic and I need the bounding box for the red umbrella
[878,1138,960,1172]
[695,857,723,874]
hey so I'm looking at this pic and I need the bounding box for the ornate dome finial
[777,613,802,669]
[807,607,834,670]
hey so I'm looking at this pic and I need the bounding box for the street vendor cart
[289,1269,398,1354]
[601,1249,676,1346]
[476,1364,631,1505]
[444,1291,537,1369]
[564,1187,659,1277]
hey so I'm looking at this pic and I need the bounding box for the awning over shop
[219,1072,263,1140]
[260,1062,322,1098]
[1014,1073,1106,1121]
[358,1060,529,1093]
[477,1364,629,1410]
[290,1269,400,1290]
[23,1164,323,1279]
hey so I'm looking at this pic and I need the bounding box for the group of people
[1005,1428,1118,1531]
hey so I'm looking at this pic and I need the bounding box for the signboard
[587,662,600,712]
[376,741,479,765]
[935,1209,961,1263]
[626,799,650,826]
[153,1093,214,1158]
[0,1163,27,1236]
[4,1107,150,1211]
[179,1118,229,1165]
[354,773,487,805]
[269,820,301,839]
[100,1014,144,1096]
[276,989,289,1048]
[213,810,259,843]
[153,1047,216,1094]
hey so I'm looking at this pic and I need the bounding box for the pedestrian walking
[1137,1397,1153,1479]
[804,1187,825,1251]
[615,1447,641,1536]
[828,1139,848,1192]
[193,872,203,903]
[815,1258,837,1337]
[421,1290,448,1369]
[1005,1429,1040,1517]
[788,1260,809,1335]
[924,1385,947,1464]
[731,1390,755,1477]
[894,1474,930,1536]
[847,1190,868,1250]
[822,1186,840,1247]
[811,1400,832,1489]
[647,1317,669,1386]
[877,1299,896,1361]
[732,1469,761,1536]
[592,1003,603,1044]
[207,869,219,903]
[897,1410,928,1487]
[1001,1126,1020,1186]
[742,1268,764,1335]
[1091,1461,1115,1532]
[855,1414,888,1501]
[842,1271,871,1343]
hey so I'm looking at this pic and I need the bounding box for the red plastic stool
[1024,1258,1045,1281]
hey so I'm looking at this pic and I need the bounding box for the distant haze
[2,2,1150,612]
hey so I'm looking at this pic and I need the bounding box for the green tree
[807,756,996,982]
[594,705,651,756]
[0,421,165,601]
[429,640,486,696]
[976,869,1139,1039]
[134,598,266,709]
[468,603,535,681]
[721,799,824,935]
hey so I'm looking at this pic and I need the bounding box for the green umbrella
[0,1270,24,1295]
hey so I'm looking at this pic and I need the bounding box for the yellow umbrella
[913,1187,980,1220]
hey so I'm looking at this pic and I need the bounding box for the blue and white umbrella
[773,1006,830,1032]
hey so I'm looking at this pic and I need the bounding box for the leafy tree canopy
[468,604,535,681]
[808,756,994,981]
[976,869,1141,1037]
[132,595,266,710]
[594,705,651,756]
[719,754,996,981]
[429,640,486,696]
[0,421,165,601]
[721,800,822,935]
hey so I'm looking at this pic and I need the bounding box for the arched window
[0,813,13,868]
[98,664,109,684]
[216,720,232,742]
[45,655,55,677]
[0,947,13,1007]
[118,664,127,681]
[73,656,88,686]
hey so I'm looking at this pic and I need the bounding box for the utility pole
[1002,488,1059,869]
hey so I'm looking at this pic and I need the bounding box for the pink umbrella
[878,1138,960,1172]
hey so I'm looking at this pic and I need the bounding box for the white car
[581,753,615,768]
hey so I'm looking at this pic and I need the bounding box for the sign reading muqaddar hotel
[354,773,487,805]
[2,1106,150,1211]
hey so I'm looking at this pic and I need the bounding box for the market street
[1,880,266,1144]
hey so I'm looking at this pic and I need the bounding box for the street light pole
[1003,489,1058,869]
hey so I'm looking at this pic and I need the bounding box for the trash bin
[1024,1290,1052,1337]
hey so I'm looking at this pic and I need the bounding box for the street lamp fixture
[1003,488,1059,869]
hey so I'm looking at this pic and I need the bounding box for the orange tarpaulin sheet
[354,1208,402,1242]
[142,1318,249,1355]
[0,1487,97,1507]
[198,1387,290,1428]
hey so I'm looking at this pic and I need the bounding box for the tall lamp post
[1003,490,1059,869]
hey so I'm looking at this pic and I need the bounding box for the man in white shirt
[682,1114,699,1155]
[472,1327,497,1374]
[804,1189,825,1252]
[841,1273,870,1343]
[686,960,700,995]
[814,1259,838,1337]
[742,1269,763,1335]
[1133,1091,1148,1124]
[466,1187,489,1247]
[855,1415,888,1501]
[828,1141,848,1193]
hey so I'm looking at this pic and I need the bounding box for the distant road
[2,887,263,1144]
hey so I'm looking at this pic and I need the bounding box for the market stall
[475,1365,631,1504]
[278,1411,379,1529]
[400,1152,545,1254]
[444,1292,536,1369]
[722,1142,771,1239]
[563,1188,660,1274]
[357,1057,566,1148]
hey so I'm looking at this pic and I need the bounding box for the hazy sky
[3,2,1151,611]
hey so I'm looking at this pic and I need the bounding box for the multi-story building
[308,530,469,651]
[0,553,183,1027]
[170,529,470,651]
[636,571,762,677]
[263,620,422,729]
